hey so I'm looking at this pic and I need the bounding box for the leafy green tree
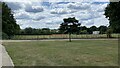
[2,2,20,39]
[79,26,88,34]
[59,17,81,42]
[59,17,81,34]
[104,1,120,33]
[51,29,59,34]
[80,30,88,34]
[90,26,98,31]
[42,28,51,35]
[98,26,107,34]
[88,26,98,34]
[24,27,33,35]
[80,26,87,31]
[20,27,53,35]
[0,2,2,39]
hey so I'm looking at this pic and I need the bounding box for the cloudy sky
[3,0,110,29]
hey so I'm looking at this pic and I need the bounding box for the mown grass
[12,34,119,40]
[3,40,118,66]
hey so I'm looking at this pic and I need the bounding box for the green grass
[12,34,119,40]
[3,40,118,66]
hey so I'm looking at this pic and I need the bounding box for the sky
[2,0,111,29]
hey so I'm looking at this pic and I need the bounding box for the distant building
[93,31,100,34]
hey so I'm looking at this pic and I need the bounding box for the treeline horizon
[17,25,108,35]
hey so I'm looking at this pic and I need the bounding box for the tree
[59,17,81,42]
[2,2,20,39]
[104,1,120,33]
[98,26,108,34]
[0,2,2,39]
[90,26,98,31]
[80,30,88,34]
[88,26,98,34]
[19,27,53,35]
[59,17,81,34]
[41,28,51,35]
[79,26,88,34]
[24,27,33,35]
[80,26,87,31]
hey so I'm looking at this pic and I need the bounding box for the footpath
[0,44,14,68]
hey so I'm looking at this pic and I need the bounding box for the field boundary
[10,34,120,40]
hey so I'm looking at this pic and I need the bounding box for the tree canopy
[18,27,59,35]
[104,1,120,33]
[2,2,20,39]
[59,17,81,34]
[98,26,107,34]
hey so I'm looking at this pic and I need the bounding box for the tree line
[2,2,20,39]
[18,28,59,35]
[17,25,107,35]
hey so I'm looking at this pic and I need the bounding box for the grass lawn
[3,40,118,66]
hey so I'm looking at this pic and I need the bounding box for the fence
[11,34,119,40]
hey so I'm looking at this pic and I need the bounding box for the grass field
[12,34,119,40]
[3,40,118,66]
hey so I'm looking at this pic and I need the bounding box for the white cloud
[5,1,110,29]
[33,16,45,21]
[6,2,22,10]
[91,3,108,12]
[93,15,109,27]
[50,8,68,14]
[15,12,30,19]
[50,8,76,14]
[94,0,109,2]
[2,0,44,2]
[25,4,44,13]
[2,0,113,2]
[67,2,90,10]
[85,20,94,26]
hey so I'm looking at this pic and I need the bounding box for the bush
[80,30,88,34]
